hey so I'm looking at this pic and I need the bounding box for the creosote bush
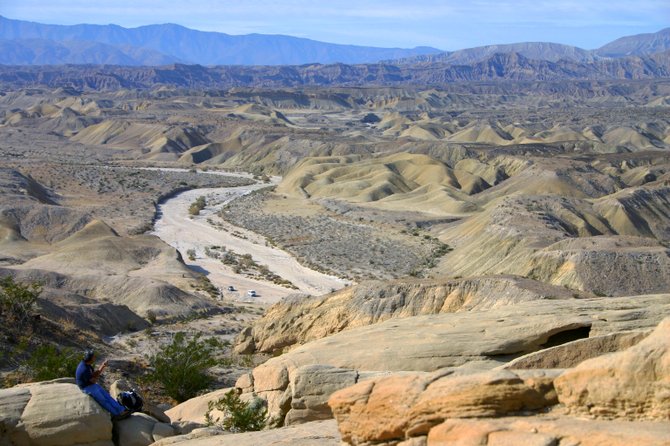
[205,389,268,432]
[26,344,80,381]
[146,332,218,403]
[0,276,41,325]
[189,196,207,215]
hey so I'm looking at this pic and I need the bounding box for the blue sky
[1,0,668,50]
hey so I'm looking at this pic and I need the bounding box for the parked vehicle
[227,286,235,292]
[247,290,257,297]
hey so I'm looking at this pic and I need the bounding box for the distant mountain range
[1,51,668,91]
[393,28,670,65]
[0,16,668,67]
[0,16,440,66]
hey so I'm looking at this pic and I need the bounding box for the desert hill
[0,77,669,446]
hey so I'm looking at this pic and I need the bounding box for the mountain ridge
[2,16,669,67]
[0,51,668,90]
[0,16,441,66]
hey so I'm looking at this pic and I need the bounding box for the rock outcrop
[555,317,670,420]
[0,378,175,446]
[152,419,340,446]
[0,379,113,446]
[235,275,579,355]
[327,317,670,445]
[328,369,560,445]
[235,294,669,425]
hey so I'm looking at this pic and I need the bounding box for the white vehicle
[246,290,257,297]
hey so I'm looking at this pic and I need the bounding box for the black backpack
[116,390,143,412]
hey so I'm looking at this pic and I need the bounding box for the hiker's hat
[83,349,95,362]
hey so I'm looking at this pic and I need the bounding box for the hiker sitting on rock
[76,350,129,420]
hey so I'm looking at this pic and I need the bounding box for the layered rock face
[555,317,670,420]
[235,275,580,355]
[234,294,668,425]
[328,317,670,445]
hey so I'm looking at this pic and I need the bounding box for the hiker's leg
[83,384,125,416]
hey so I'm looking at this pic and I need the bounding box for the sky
[1,0,668,50]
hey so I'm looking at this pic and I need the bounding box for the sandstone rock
[151,427,225,445]
[152,419,340,446]
[166,388,233,425]
[15,382,113,446]
[114,412,158,446]
[0,387,32,445]
[238,294,669,425]
[152,422,177,441]
[328,369,559,445]
[426,416,670,446]
[252,363,289,392]
[503,330,650,369]
[110,379,170,423]
[236,276,580,355]
[285,365,359,425]
[554,316,670,420]
[235,372,254,393]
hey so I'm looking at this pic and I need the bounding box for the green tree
[0,276,41,325]
[26,344,80,381]
[146,332,217,402]
[205,389,268,432]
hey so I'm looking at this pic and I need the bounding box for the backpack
[116,390,143,412]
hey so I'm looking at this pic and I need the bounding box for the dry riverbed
[152,179,348,304]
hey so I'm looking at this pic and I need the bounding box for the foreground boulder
[555,316,670,420]
[0,378,174,446]
[152,419,340,446]
[425,416,670,446]
[0,379,113,446]
[328,369,559,445]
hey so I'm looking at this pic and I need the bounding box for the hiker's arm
[91,360,108,382]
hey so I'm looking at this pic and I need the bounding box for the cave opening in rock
[541,325,592,349]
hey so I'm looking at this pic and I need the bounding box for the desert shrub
[186,248,196,261]
[26,344,80,381]
[205,389,268,432]
[146,332,217,402]
[0,276,41,325]
[146,310,157,324]
[189,196,207,215]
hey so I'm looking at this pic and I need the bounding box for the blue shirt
[75,361,93,389]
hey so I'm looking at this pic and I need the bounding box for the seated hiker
[75,349,129,420]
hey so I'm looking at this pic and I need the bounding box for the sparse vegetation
[145,332,219,403]
[0,276,41,326]
[205,245,298,289]
[205,389,269,433]
[189,196,207,215]
[186,248,196,261]
[24,344,80,382]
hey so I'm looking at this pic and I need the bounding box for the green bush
[0,276,41,325]
[146,332,217,403]
[26,344,80,381]
[189,196,207,215]
[205,389,268,432]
